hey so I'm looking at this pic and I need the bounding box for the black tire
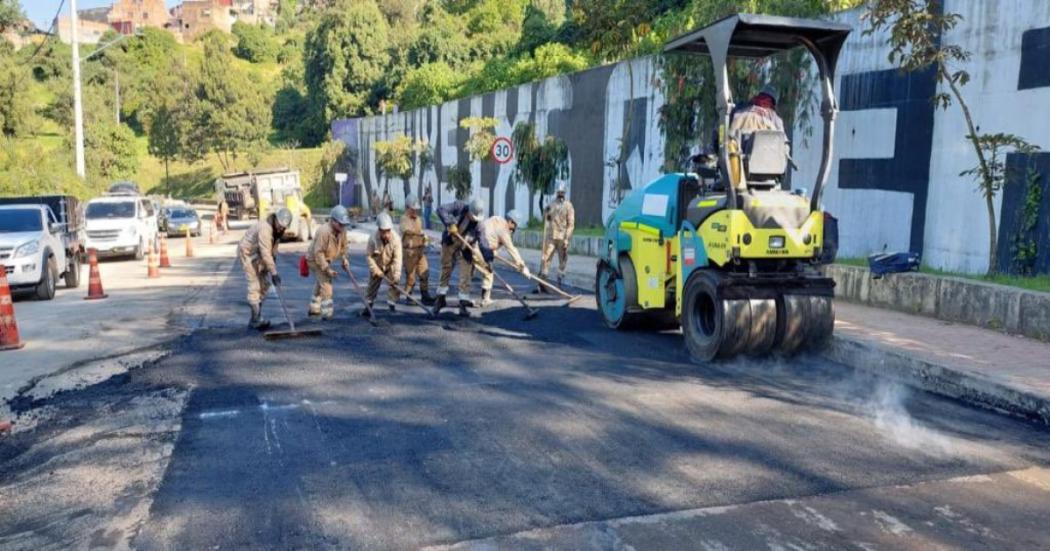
[681,271,725,362]
[595,257,647,330]
[64,252,81,289]
[35,257,58,301]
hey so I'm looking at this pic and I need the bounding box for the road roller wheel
[682,271,732,361]
[774,294,835,354]
[596,260,642,329]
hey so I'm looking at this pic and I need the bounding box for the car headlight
[14,241,40,258]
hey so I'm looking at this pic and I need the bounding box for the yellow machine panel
[698,210,824,267]
[620,222,676,310]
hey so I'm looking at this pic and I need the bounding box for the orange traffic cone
[159,235,172,268]
[0,265,25,351]
[208,223,214,245]
[84,248,108,300]
[184,226,194,258]
[147,242,160,279]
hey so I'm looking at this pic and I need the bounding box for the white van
[84,195,158,259]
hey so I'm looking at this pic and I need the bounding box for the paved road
[2,243,1049,549]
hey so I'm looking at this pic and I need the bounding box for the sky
[21,1,180,31]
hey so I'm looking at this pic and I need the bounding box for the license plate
[179,224,189,231]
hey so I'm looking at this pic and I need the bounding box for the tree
[460,116,500,162]
[866,0,1041,275]
[510,121,569,218]
[517,4,557,55]
[85,120,139,181]
[398,62,463,109]
[233,22,278,63]
[303,0,390,126]
[148,104,180,186]
[0,0,22,34]
[407,6,472,68]
[446,164,472,200]
[0,46,34,137]
[195,31,272,170]
[373,133,430,196]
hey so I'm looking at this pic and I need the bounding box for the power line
[21,0,67,66]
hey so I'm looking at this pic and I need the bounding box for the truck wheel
[36,258,58,301]
[682,271,726,362]
[64,252,81,288]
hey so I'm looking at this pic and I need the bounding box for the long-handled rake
[342,266,381,327]
[452,233,539,320]
[383,275,437,317]
[493,253,582,306]
[264,283,324,340]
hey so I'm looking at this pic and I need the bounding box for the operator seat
[741,129,789,190]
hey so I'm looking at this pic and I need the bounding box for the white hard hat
[330,205,351,225]
[274,208,293,228]
[469,197,486,217]
[505,209,523,226]
[406,193,421,210]
[377,212,394,230]
[556,183,567,195]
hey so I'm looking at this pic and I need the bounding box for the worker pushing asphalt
[306,205,351,320]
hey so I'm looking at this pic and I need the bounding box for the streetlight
[69,0,139,179]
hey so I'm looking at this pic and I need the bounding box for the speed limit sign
[491,137,514,164]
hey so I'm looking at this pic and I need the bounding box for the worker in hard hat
[729,85,785,135]
[400,193,434,305]
[538,183,575,291]
[238,207,292,329]
[307,205,351,320]
[476,210,530,307]
[434,197,485,313]
[364,212,403,313]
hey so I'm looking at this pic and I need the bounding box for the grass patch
[835,256,1050,293]
[524,218,604,237]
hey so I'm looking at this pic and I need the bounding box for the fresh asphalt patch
[3,248,1050,549]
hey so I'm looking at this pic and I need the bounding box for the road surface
[1,242,1049,550]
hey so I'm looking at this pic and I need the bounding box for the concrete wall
[335,0,1050,275]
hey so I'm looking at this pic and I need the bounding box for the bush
[232,22,278,63]
[397,62,464,109]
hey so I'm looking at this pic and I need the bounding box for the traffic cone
[147,242,160,279]
[84,248,108,300]
[208,222,214,245]
[159,235,172,268]
[0,265,25,351]
[185,226,194,258]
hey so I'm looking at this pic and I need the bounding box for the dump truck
[595,14,850,361]
[216,168,314,241]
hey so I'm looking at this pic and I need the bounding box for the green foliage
[398,62,465,109]
[446,164,473,200]
[0,0,22,34]
[408,7,472,68]
[147,104,180,181]
[373,134,430,187]
[303,0,390,125]
[518,4,558,55]
[959,134,1040,201]
[276,0,299,34]
[510,121,569,214]
[0,46,34,137]
[233,22,279,63]
[0,138,96,198]
[460,116,500,162]
[85,120,139,181]
[1010,166,1042,276]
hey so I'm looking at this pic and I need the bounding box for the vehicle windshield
[0,209,43,232]
[168,209,195,219]
[86,201,136,219]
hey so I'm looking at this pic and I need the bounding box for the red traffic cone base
[0,265,25,351]
[85,248,108,300]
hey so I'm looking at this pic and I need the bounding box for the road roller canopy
[662,13,852,213]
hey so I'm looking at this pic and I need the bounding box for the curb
[821,337,1050,426]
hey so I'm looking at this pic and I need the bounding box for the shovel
[264,283,324,341]
[493,253,582,306]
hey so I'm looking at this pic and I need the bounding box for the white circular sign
[491,137,514,164]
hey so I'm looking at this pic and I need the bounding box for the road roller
[595,14,850,361]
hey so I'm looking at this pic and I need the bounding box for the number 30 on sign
[490,137,514,164]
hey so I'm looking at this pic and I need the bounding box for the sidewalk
[369,221,1050,424]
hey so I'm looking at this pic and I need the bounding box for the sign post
[335,172,348,207]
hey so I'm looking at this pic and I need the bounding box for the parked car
[108,181,141,196]
[0,195,85,300]
[84,195,158,259]
[162,206,202,237]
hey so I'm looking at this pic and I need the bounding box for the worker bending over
[433,197,485,313]
[539,183,575,290]
[238,208,292,329]
[307,205,351,320]
[400,194,433,305]
[477,210,530,307]
[363,212,402,314]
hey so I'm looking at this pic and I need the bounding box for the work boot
[433,294,447,314]
[320,300,335,320]
[557,274,564,287]
[420,289,435,306]
[533,283,548,294]
[249,303,271,330]
[308,298,322,317]
[480,289,493,308]
[458,300,471,317]
[359,303,373,317]
[387,300,396,312]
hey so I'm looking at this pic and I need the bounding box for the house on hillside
[170,0,236,41]
[108,0,170,34]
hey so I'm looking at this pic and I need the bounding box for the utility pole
[70,0,86,179]
[115,69,120,124]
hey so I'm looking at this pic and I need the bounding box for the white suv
[84,196,158,259]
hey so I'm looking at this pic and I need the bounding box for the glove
[271,272,282,287]
[521,266,532,279]
[448,224,460,236]
[325,267,338,279]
